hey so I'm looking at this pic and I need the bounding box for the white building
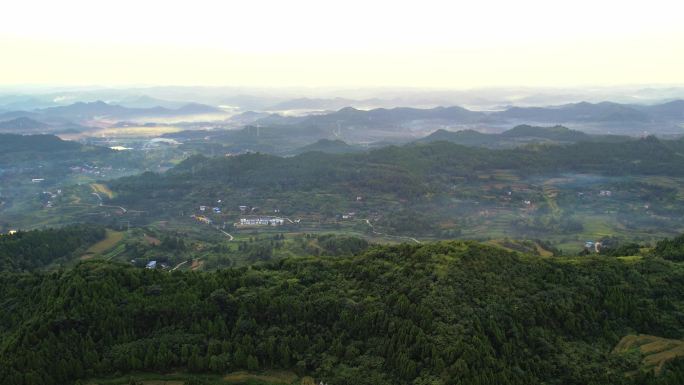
[239,216,285,226]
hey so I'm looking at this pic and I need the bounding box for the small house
[146,260,157,269]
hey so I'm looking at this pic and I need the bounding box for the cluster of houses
[40,189,62,208]
[239,216,285,226]
[577,190,613,198]
[143,260,169,269]
[193,203,290,227]
[199,205,222,214]
[69,164,114,177]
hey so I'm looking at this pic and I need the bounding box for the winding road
[218,228,234,241]
[91,192,127,213]
[363,218,421,244]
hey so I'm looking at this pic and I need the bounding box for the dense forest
[0,224,105,272]
[1,230,684,384]
[652,233,684,261]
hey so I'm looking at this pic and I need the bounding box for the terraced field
[613,334,684,374]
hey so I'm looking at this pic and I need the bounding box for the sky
[1,0,683,88]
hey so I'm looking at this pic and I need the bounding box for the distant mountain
[36,101,224,120]
[171,103,223,115]
[0,95,62,111]
[500,125,591,141]
[0,110,41,121]
[257,106,485,127]
[0,117,50,133]
[293,139,365,154]
[0,113,94,134]
[265,97,393,111]
[113,95,186,109]
[495,102,652,123]
[255,100,684,137]
[40,101,129,118]
[417,125,630,148]
[636,100,684,120]
[224,111,273,127]
[320,106,485,125]
[266,97,360,111]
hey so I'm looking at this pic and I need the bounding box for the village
[191,202,288,229]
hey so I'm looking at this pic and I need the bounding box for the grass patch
[86,370,300,385]
[616,255,643,263]
[223,370,298,384]
[91,183,115,199]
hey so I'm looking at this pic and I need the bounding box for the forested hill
[0,133,112,164]
[108,136,684,206]
[0,133,84,153]
[1,240,684,384]
[0,225,105,272]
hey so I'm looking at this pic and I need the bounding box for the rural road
[219,229,234,241]
[363,218,421,244]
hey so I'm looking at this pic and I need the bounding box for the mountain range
[0,101,227,134]
[416,125,632,148]
[253,101,684,136]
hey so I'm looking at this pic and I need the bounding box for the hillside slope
[1,239,684,384]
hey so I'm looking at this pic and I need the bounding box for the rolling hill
[1,237,684,384]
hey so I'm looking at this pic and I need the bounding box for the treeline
[0,224,105,271]
[1,239,684,384]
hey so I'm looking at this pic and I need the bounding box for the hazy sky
[1,0,683,88]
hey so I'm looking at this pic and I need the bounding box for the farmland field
[81,229,124,259]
